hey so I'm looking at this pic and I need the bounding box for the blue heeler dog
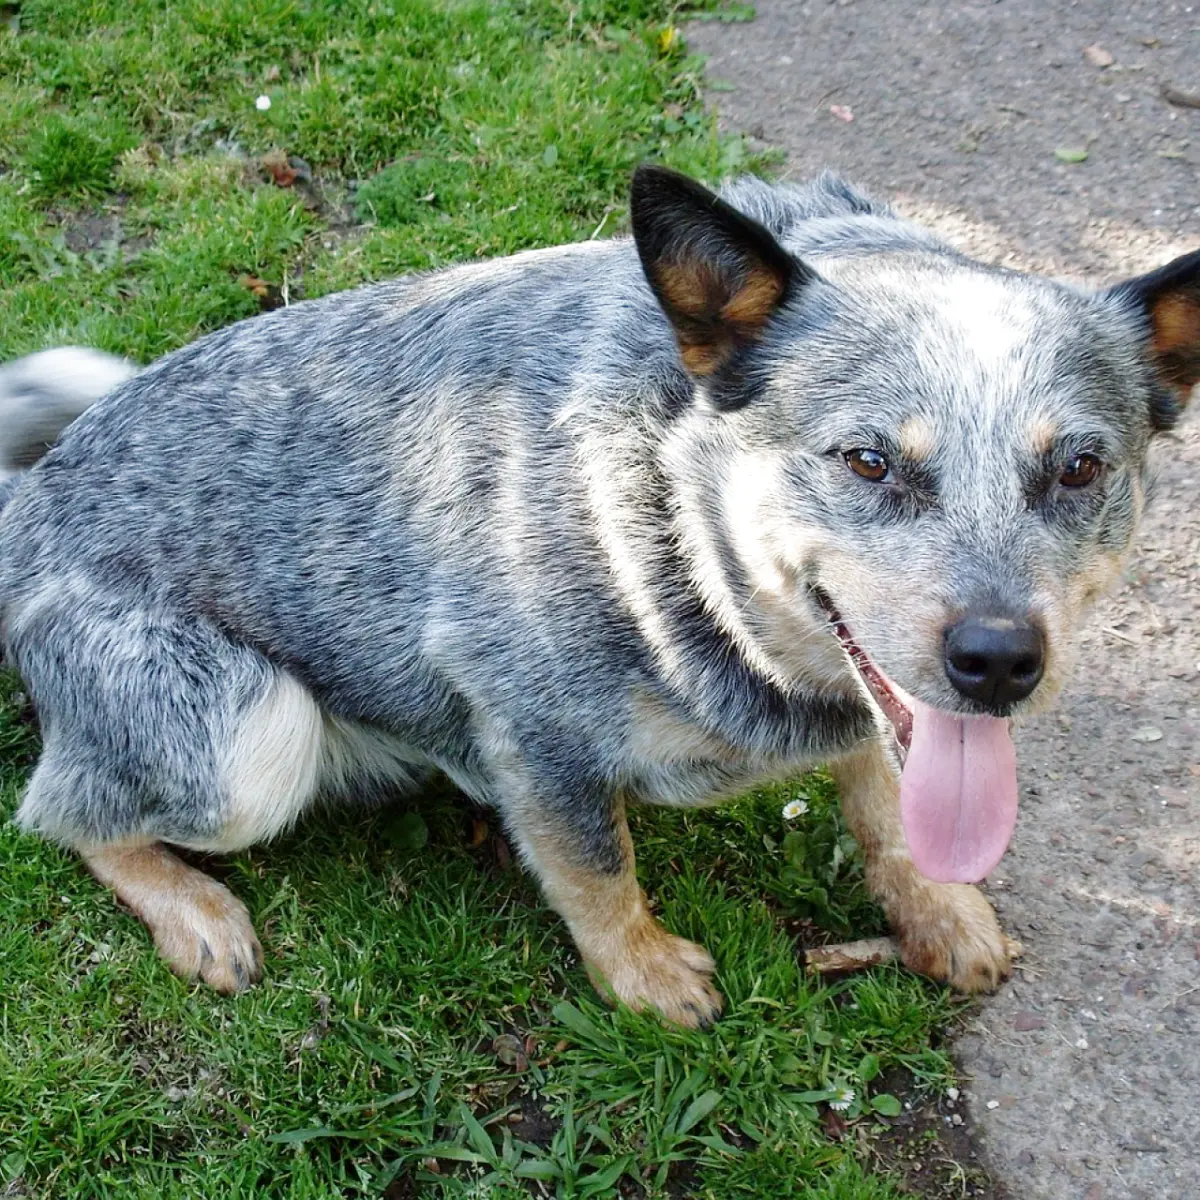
[1,167,1197,1026]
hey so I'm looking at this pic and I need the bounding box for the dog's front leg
[506,790,722,1027]
[828,740,1020,993]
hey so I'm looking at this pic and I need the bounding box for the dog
[1,166,1196,1027]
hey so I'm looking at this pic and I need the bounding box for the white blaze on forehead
[862,264,1040,375]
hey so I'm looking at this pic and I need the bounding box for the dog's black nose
[943,616,1044,709]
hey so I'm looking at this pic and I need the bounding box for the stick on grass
[805,936,900,975]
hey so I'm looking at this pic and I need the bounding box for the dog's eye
[845,448,890,482]
[1059,453,1102,488]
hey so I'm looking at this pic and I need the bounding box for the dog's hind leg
[829,739,1021,993]
[13,606,328,993]
[71,668,328,992]
[77,839,264,994]
[503,788,723,1028]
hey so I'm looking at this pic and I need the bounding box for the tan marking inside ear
[1028,417,1060,457]
[655,260,784,376]
[678,340,730,376]
[654,259,722,321]
[719,265,786,331]
[1150,291,1200,397]
[1152,292,1200,357]
[897,416,936,462]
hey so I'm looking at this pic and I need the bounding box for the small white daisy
[782,799,809,820]
[255,94,272,111]
[828,1084,855,1112]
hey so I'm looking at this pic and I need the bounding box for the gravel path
[686,4,1199,1196]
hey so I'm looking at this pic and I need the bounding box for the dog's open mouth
[817,595,914,762]
[813,589,1019,886]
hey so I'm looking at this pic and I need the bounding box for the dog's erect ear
[631,165,809,378]
[1110,247,1200,417]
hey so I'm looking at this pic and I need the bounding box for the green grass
[0,3,964,1196]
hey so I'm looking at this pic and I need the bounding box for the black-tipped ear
[1110,246,1200,421]
[631,164,809,378]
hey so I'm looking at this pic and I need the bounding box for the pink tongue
[899,699,1018,883]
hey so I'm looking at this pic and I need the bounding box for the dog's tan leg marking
[518,799,722,1027]
[79,840,263,994]
[828,741,1020,993]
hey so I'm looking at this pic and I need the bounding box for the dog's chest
[623,689,804,808]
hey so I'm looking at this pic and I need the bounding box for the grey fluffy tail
[0,348,138,512]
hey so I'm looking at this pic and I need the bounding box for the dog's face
[632,166,1199,882]
[754,258,1160,720]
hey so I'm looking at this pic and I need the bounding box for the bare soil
[688,3,1199,1197]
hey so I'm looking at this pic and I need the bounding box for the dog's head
[632,165,1199,882]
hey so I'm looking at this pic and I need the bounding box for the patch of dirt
[687,4,1199,1197]
[382,1175,419,1200]
[505,1091,559,1148]
[40,189,151,260]
[35,146,370,312]
[869,1071,1010,1199]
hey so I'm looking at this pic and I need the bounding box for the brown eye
[845,448,890,482]
[1059,453,1102,488]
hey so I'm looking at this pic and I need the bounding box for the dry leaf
[821,1107,849,1141]
[493,1033,528,1071]
[238,274,270,298]
[1082,44,1114,68]
[261,149,297,188]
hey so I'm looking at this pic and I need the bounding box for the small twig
[1159,984,1200,1010]
[966,1020,1025,1051]
[811,86,839,114]
[805,936,899,975]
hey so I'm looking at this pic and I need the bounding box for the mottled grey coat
[1,168,1195,1017]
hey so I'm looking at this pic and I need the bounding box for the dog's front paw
[893,881,1020,993]
[585,918,724,1028]
[149,878,265,994]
